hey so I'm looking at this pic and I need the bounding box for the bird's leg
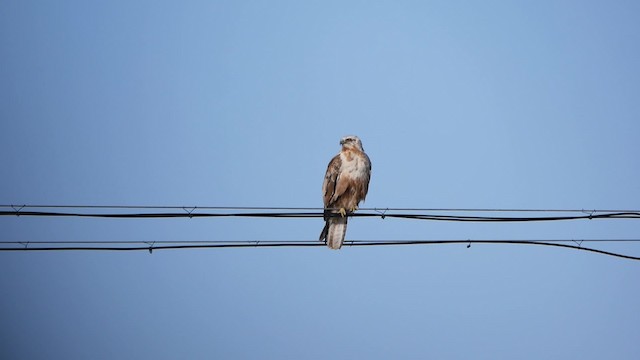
[338,208,347,217]
[350,205,358,212]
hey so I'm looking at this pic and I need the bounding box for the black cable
[1,210,639,222]
[2,239,639,245]
[2,205,637,260]
[1,239,638,261]
[2,205,640,213]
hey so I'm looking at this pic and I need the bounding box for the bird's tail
[319,216,348,250]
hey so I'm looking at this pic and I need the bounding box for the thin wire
[2,205,638,260]
[2,204,640,213]
[1,210,639,222]
[1,239,638,261]
[1,239,639,245]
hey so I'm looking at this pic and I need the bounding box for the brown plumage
[320,135,371,249]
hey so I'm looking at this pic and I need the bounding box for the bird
[320,135,372,249]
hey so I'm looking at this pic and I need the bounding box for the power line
[2,239,639,245]
[2,204,640,213]
[1,239,639,261]
[1,209,639,222]
[2,205,638,260]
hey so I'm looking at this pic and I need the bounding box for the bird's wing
[322,153,342,209]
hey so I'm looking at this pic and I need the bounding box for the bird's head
[340,135,364,151]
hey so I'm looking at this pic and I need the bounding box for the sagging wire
[1,208,639,222]
[0,239,639,261]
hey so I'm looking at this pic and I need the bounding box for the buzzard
[320,135,372,249]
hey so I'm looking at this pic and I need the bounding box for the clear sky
[1,1,639,359]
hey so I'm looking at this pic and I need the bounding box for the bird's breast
[340,151,369,178]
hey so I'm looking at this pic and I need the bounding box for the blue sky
[1,1,639,359]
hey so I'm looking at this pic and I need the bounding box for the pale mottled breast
[340,149,370,179]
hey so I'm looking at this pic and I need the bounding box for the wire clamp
[374,207,389,219]
[582,209,596,220]
[146,241,155,254]
[572,239,583,248]
[183,206,197,218]
[11,205,25,216]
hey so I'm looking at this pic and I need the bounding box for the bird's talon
[338,208,347,217]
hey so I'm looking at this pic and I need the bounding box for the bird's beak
[339,139,345,145]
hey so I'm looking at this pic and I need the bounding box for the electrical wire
[1,209,639,222]
[1,239,639,261]
[2,205,638,260]
[2,204,640,212]
[2,239,639,245]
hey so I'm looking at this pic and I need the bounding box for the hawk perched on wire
[320,135,372,249]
